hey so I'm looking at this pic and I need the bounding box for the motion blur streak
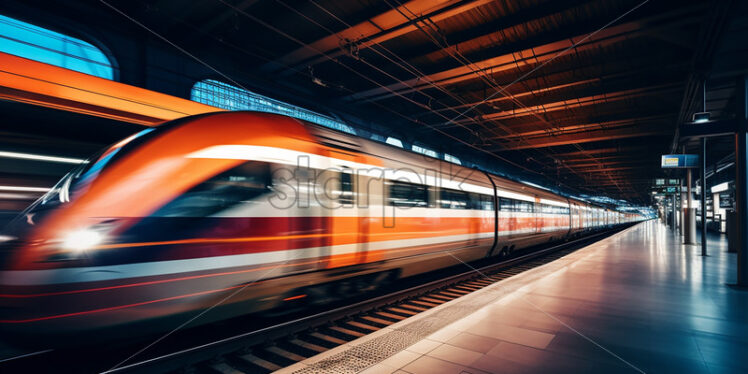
[0,151,86,164]
[0,111,642,337]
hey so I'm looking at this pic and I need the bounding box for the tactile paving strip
[291,284,512,374]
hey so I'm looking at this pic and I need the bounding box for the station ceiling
[1,0,747,207]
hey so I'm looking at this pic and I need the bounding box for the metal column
[687,169,692,212]
[671,194,677,230]
[685,168,695,244]
[736,76,748,286]
[701,137,707,256]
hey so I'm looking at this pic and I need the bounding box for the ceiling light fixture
[0,151,86,164]
[0,185,51,192]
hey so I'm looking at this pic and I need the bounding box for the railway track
[93,226,629,374]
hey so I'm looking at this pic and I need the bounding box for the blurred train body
[0,112,641,338]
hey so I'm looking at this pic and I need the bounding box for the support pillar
[701,137,707,255]
[677,191,682,232]
[736,76,748,286]
[684,169,696,244]
[671,194,677,230]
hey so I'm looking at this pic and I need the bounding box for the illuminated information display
[661,154,698,168]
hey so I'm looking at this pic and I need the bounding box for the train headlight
[61,229,104,253]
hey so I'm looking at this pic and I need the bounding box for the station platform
[279,221,746,374]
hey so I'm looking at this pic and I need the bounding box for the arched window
[385,137,403,148]
[191,79,356,135]
[0,14,114,79]
[412,144,437,158]
[444,153,461,165]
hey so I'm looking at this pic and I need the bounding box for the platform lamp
[693,81,709,256]
[692,111,711,123]
[691,81,712,124]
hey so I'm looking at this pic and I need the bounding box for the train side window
[339,167,354,205]
[499,197,516,212]
[388,180,429,207]
[438,188,469,209]
[466,192,480,210]
[483,194,495,210]
[437,189,451,209]
[154,161,273,217]
[472,193,493,210]
[500,197,531,212]
[539,204,569,214]
[518,201,534,213]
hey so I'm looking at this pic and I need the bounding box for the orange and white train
[0,112,641,337]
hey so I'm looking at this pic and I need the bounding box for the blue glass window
[444,153,461,165]
[0,14,114,79]
[370,133,386,142]
[191,79,356,135]
[412,144,437,158]
[385,137,403,148]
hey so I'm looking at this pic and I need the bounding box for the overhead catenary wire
[215,0,555,177]
[272,0,622,195]
[384,0,652,196]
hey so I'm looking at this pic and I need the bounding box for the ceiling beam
[561,156,638,164]
[553,160,653,168]
[345,8,701,102]
[560,155,650,164]
[459,84,682,123]
[0,52,221,126]
[577,179,652,184]
[494,109,677,133]
[492,126,671,151]
[262,0,492,73]
[403,0,594,64]
[572,168,649,175]
[486,114,672,140]
[550,146,657,158]
[420,62,689,117]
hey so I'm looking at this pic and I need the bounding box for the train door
[497,196,509,250]
[592,208,598,228]
[468,192,481,247]
[486,175,499,257]
[581,206,588,230]
[534,196,542,234]
[279,160,327,274]
[323,150,370,269]
[566,199,574,236]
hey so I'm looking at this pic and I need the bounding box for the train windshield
[1,128,162,237]
[35,128,158,211]
[153,161,273,217]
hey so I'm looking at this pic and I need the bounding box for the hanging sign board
[653,178,680,187]
[719,192,734,208]
[651,186,681,195]
[661,154,699,168]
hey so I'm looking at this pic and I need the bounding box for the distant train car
[0,112,642,337]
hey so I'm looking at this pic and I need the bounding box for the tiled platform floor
[279,221,748,374]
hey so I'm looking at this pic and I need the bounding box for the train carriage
[0,112,642,338]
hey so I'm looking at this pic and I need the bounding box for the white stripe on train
[0,225,591,286]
